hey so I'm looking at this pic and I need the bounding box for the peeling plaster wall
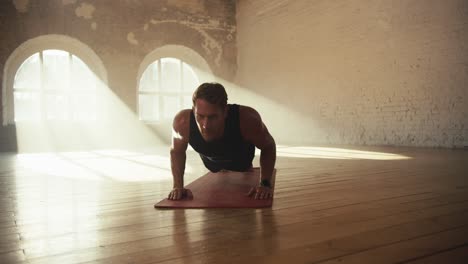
[0,0,236,151]
[235,0,468,148]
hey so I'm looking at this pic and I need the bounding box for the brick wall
[234,0,468,148]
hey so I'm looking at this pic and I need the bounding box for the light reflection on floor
[275,145,412,160]
[15,149,193,182]
[15,145,411,185]
[11,148,194,258]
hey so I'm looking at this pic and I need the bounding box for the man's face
[193,99,227,142]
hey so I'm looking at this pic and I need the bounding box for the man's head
[192,82,228,142]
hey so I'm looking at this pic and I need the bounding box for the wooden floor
[0,145,467,264]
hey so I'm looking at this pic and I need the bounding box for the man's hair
[192,82,228,108]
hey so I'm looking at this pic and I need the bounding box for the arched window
[137,45,213,124]
[2,34,107,125]
[14,49,97,122]
[138,57,200,122]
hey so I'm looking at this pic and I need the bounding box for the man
[168,82,276,200]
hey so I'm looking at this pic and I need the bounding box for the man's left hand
[247,186,273,200]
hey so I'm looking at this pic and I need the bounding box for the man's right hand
[168,188,193,200]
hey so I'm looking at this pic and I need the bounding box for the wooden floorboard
[0,145,467,263]
[316,226,468,264]
[401,244,468,264]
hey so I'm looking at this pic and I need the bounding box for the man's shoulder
[173,109,191,139]
[238,105,261,124]
[238,105,264,141]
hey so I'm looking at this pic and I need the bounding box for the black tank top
[189,104,255,172]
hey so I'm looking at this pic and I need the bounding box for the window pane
[71,55,96,90]
[140,62,159,92]
[46,94,68,120]
[182,62,199,92]
[183,95,192,109]
[14,53,40,90]
[161,58,181,92]
[71,94,96,120]
[14,92,40,121]
[43,50,70,90]
[163,96,180,120]
[139,94,159,121]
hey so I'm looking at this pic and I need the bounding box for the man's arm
[168,110,191,200]
[240,106,276,199]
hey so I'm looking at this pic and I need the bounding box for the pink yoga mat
[154,168,276,209]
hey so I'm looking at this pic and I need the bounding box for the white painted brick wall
[234,0,468,148]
